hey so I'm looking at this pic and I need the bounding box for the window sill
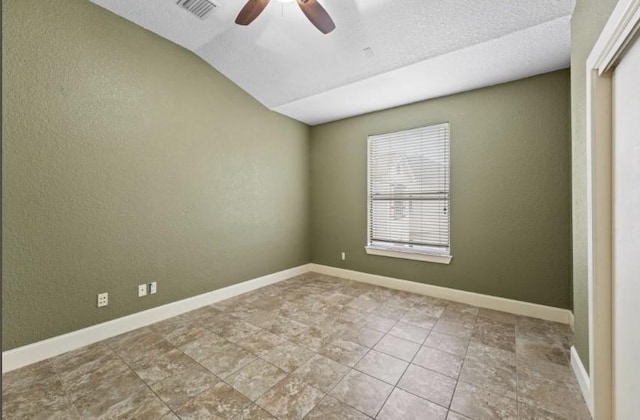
[365,246,452,264]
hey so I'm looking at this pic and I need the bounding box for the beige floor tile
[377,388,448,420]
[226,358,287,401]
[466,341,516,366]
[446,302,480,315]
[267,316,311,341]
[450,381,518,420]
[440,308,478,326]
[289,354,349,393]
[227,305,266,321]
[471,318,516,352]
[72,372,147,418]
[210,319,264,344]
[518,402,573,419]
[477,308,517,325]
[232,403,276,419]
[2,374,78,420]
[50,342,110,366]
[517,367,589,419]
[354,350,408,385]
[397,364,457,408]
[236,330,288,355]
[150,364,220,410]
[320,339,369,367]
[3,360,58,394]
[49,343,113,374]
[330,370,393,417]
[179,331,228,362]
[374,334,420,361]
[362,314,397,332]
[347,295,380,312]
[413,346,464,378]
[245,310,284,330]
[256,376,324,420]
[75,386,170,419]
[323,292,356,306]
[424,332,470,357]
[446,411,472,420]
[52,344,120,389]
[280,307,320,326]
[515,354,574,385]
[371,303,408,321]
[388,321,430,343]
[516,317,572,350]
[333,306,367,325]
[432,319,474,339]
[185,305,224,324]
[150,317,210,347]
[105,327,158,351]
[289,325,335,351]
[459,355,517,399]
[62,356,143,403]
[199,341,257,379]
[106,328,171,363]
[175,382,252,419]
[410,300,447,318]
[305,395,371,419]
[254,296,286,312]
[516,337,570,366]
[128,348,197,385]
[460,341,517,399]
[165,325,213,348]
[340,326,385,348]
[400,310,439,329]
[258,340,315,373]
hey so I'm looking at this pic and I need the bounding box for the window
[366,123,451,264]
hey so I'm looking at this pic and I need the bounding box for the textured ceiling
[90,0,575,125]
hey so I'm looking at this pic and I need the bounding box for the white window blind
[367,123,450,258]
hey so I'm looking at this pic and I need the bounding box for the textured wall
[570,0,618,371]
[2,0,309,350]
[310,70,572,309]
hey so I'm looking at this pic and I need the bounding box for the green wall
[310,70,572,309]
[2,0,309,350]
[570,0,618,371]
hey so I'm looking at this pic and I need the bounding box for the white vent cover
[176,0,217,19]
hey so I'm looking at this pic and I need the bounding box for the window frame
[365,123,452,265]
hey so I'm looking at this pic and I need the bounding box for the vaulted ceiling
[90,0,575,125]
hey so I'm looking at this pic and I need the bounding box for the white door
[612,34,640,419]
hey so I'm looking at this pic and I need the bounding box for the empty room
[2,0,639,419]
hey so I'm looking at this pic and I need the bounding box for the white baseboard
[571,345,593,416]
[309,264,572,324]
[2,264,310,373]
[569,311,575,332]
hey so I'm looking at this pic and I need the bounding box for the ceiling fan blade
[296,0,336,34]
[235,0,270,26]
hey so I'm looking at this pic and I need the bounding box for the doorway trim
[582,0,640,418]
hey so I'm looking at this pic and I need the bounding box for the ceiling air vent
[176,0,217,20]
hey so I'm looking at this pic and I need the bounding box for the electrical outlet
[149,282,157,295]
[138,284,147,297]
[97,292,108,308]
[341,252,346,261]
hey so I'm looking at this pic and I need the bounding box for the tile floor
[2,273,591,419]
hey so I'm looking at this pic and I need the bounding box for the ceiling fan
[235,0,336,34]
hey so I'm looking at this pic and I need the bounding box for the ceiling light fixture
[235,0,336,34]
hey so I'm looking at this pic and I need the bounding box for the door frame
[585,0,640,418]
